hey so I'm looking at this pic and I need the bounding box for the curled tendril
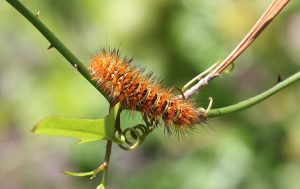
[118,124,154,150]
[112,105,154,150]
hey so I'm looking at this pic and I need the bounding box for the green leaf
[32,103,123,144]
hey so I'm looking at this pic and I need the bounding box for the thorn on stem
[47,44,54,50]
[277,74,283,83]
[74,64,78,70]
[35,10,40,17]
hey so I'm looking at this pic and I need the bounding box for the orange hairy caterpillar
[89,49,205,133]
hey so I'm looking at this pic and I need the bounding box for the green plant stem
[101,140,112,186]
[208,71,300,118]
[5,0,108,100]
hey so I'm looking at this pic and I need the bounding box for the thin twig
[183,0,290,99]
[208,71,300,118]
[100,140,112,187]
[182,62,219,92]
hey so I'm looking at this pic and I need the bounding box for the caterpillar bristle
[89,48,205,133]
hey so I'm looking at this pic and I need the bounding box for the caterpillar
[89,49,205,133]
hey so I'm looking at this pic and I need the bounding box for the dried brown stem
[183,0,290,99]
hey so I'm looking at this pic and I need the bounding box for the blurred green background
[1,0,300,188]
